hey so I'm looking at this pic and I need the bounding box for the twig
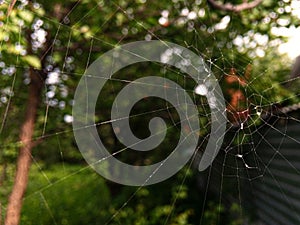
[207,0,263,12]
[7,0,17,17]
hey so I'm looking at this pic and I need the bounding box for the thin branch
[207,0,263,12]
[7,0,17,17]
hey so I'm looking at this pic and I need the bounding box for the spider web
[1,0,300,224]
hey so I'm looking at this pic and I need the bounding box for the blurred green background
[1,0,299,224]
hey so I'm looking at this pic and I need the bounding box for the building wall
[252,116,300,225]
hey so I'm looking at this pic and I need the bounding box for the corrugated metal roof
[252,120,300,224]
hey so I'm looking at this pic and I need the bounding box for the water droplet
[195,84,208,96]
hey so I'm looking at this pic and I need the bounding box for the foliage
[1,0,299,224]
[0,164,242,225]
[20,164,110,225]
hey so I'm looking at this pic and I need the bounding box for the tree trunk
[5,68,44,225]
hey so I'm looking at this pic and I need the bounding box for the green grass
[20,164,110,225]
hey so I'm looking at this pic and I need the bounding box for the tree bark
[5,68,44,225]
[207,0,263,12]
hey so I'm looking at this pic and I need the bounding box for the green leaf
[23,55,41,69]
[18,10,34,23]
